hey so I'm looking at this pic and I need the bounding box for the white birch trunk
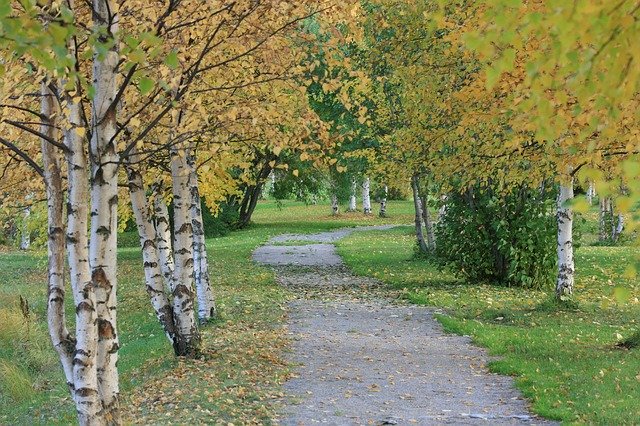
[170,137,201,357]
[153,192,175,288]
[411,176,428,254]
[348,179,357,211]
[41,83,75,391]
[362,177,371,214]
[64,94,103,425]
[187,152,216,323]
[556,180,575,299]
[126,152,177,347]
[331,194,339,215]
[90,0,120,417]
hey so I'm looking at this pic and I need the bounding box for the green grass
[337,226,640,424]
[0,199,412,424]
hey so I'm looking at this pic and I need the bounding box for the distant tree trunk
[421,197,436,252]
[599,197,614,242]
[556,180,575,299]
[379,185,388,217]
[586,182,596,205]
[348,179,357,211]
[236,157,274,228]
[438,194,448,223]
[331,194,339,215]
[411,176,428,254]
[170,138,201,357]
[187,152,216,323]
[362,177,372,214]
[41,82,75,393]
[614,213,624,242]
[20,204,30,250]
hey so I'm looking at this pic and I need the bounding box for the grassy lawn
[337,225,640,424]
[0,199,413,424]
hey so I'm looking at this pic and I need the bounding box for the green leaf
[165,51,179,69]
[138,77,155,95]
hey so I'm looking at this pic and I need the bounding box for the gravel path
[253,226,555,426]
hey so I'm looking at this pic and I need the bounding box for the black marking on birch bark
[175,248,190,255]
[142,239,156,250]
[94,168,106,186]
[66,202,76,215]
[98,319,116,340]
[76,301,95,313]
[173,284,192,298]
[96,226,111,238]
[176,223,192,234]
[108,342,119,354]
[143,261,159,268]
[75,387,99,398]
[92,267,111,289]
[145,285,165,296]
[50,226,64,238]
[66,234,78,244]
[49,286,65,297]
[108,195,118,208]
[184,258,194,268]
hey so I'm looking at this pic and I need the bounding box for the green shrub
[434,184,556,289]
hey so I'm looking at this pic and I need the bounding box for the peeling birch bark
[362,177,371,214]
[187,151,216,323]
[556,180,575,299]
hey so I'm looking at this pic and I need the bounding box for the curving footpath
[253,226,556,426]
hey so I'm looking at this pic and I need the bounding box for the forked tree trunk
[170,137,201,357]
[187,152,216,323]
[90,1,121,417]
[411,176,428,254]
[41,83,75,392]
[556,180,575,299]
[331,194,339,215]
[348,179,357,211]
[362,177,371,214]
[64,93,103,425]
[379,185,388,217]
[126,151,177,347]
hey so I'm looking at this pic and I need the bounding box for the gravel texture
[253,227,556,426]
